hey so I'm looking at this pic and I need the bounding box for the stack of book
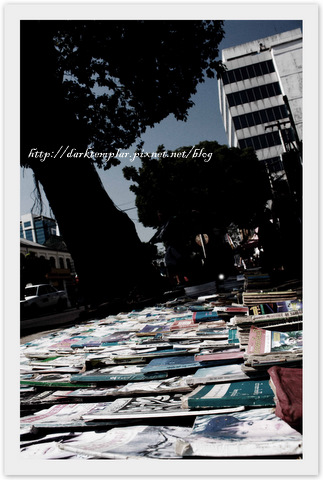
[242,290,299,306]
[244,272,272,291]
[243,325,303,370]
[19,284,303,460]
[230,310,303,351]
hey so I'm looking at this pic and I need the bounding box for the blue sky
[20,19,302,242]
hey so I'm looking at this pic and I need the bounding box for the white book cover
[176,408,302,457]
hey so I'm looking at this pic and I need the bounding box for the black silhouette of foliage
[22,20,225,170]
[124,141,271,230]
[20,20,226,304]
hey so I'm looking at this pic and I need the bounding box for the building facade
[218,29,302,175]
[20,237,78,304]
[20,213,59,244]
[20,215,79,303]
[20,237,74,273]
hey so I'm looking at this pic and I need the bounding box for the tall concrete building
[218,29,302,175]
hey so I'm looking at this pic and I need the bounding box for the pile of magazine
[20,282,303,460]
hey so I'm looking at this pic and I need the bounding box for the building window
[239,130,282,151]
[35,231,45,244]
[49,257,56,268]
[25,230,33,242]
[227,82,282,107]
[66,258,71,270]
[34,219,45,244]
[59,257,65,269]
[34,218,57,244]
[23,221,31,228]
[222,60,275,85]
[232,105,289,130]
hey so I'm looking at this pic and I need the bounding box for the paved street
[20,307,85,343]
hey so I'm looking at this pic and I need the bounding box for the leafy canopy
[123,141,272,230]
[21,20,225,170]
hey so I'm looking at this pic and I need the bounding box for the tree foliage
[123,141,272,231]
[20,21,226,305]
[21,20,225,170]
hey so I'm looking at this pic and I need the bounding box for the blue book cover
[142,355,202,373]
[228,328,239,344]
[192,311,219,322]
[137,324,171,336]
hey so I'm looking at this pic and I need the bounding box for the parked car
[20,283,68,318]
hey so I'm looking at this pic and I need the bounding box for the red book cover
[170,318,196,331]
[194,351,244,362]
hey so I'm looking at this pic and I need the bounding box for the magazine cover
[3,2,318,477]
[176,408,303,457]
[247,325,303,355]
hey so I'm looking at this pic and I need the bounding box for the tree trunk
[33,157,154,305]
[20,21,159,306]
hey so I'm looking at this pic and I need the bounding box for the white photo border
[3,2,319,477]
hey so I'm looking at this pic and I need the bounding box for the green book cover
[183,380,275,409]
[20,380,95,388]
[70,372,168,383]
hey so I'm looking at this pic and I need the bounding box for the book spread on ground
[136,324,171,336]
[170,319,197,330]
[110,347,199,361]
[82,395,245,420]
[187,364,268,386]
[194,350,244,363]
[70,371,168,383]
[57,425,193,459]
[61,376,193,397]
[192,311,219,322]
[141,355,203,373]
[20,403,103,428]
[182,380,275,409]
[19,278,303,462]
[175,408,302,457]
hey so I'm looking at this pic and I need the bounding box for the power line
[122,206,137,212]
[117,200,136,207]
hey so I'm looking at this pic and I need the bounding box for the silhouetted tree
[124,141,271,283]
[123,141,271,231]
[21,20,225,305]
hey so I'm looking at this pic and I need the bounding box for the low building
[20,237,78,306]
